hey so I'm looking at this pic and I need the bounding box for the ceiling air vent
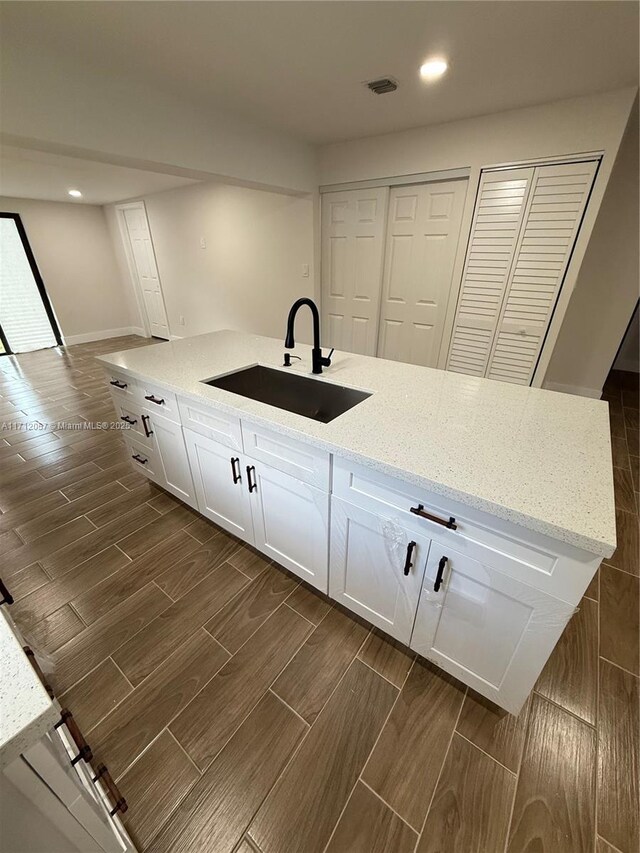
[367,77,398,95]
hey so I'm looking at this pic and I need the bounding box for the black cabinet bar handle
[230,457,241,484]
[246,465,257,493]
[410,503,457,530]
[0,578,14,606]
[92,764,128,816]
[55,709,92,765]
[120,415,137,425]
[403,541,417,576]
[132,453,148,465]
[141,414,153,437]
[434,556,448,593]
[144,394,165,405]
[23,647,54,698]
[109,379,127,389]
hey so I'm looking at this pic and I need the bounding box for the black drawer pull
[434,556,448,593]
[230,457,241,484]
[141,414,153,437]
[246,465,257,493]
[403,541,417,576]
[144,394,165,405]
[92,764,128,816]
[132,453,148,465]
[0,578,14,606]
[121,415,137,425]
[109,379,127,389]
[55,709,92,765]
[410,503,457,530]
[23,647,54,698]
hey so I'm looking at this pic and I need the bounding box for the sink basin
[203,365,371,423]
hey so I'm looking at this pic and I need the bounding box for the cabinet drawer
[139,383,179,422]
[105,369,138,404]
[178,397,243,450]
[333,458,598,603]
[124,434,161,483]
[114,402,152,447]
[410,543,575,713]
[242,421,330,490]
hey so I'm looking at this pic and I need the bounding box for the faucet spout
[284,298,332,375]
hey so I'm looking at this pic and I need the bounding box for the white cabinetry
[141,407,195,505]
[184,429,253,539]
[411,544,575,713]
[330,497,431,644]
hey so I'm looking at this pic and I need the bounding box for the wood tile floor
[1,337,638,853]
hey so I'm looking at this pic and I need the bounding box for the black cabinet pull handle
[144,394,165,405]
[246,465,257,493]
[132,453,148,465]
[109,379,127,389]
[121,415,137,425]
[92,764,128,816]
[141,414,153,437]
[410,503,457,530]
[403,541,417,576]
[0,578,14,606]
[55,709,92,765]
[24,647,54,698]
[230,457,241,484]
[434,556,448,593]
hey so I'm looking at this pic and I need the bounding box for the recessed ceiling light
[68,189,82,198]
[419,59,448,81]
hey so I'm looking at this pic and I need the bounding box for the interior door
[184,429,254,541]
[330,497,431,644]
[120,203,170,340]
[410,544,575,713]
[321,187,389,356]
[249,463,329,592]
[377,179,468,367]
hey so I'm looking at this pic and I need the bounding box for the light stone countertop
[0,609,58,769]
[98,330,616,557]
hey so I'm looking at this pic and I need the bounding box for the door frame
[0,212,63,350]
[115,201,169,339]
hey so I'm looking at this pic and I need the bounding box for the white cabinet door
[329,497,431,644]
[184,429,254,541]
[249,463,329,592]
[143,407,195,507]
[410,544,575,713]
[377,179,468,367]
[321,187,389,356]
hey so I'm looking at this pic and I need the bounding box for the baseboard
[170,334,184,341]
[613,357,640,374]
[64,327,148,345]
[543,381,602,399]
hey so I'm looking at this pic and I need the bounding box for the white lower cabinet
[250,463,328,592]
[410,544,575,713]
[141,407,195,506]
[330,497,431,644]
[184,429,254,540]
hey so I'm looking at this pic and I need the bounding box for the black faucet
[284,298,333,374]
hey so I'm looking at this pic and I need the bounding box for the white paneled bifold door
[321,187,389,356]
[119,203,170,340]
[377,180,467,367]
[447,160,598,385]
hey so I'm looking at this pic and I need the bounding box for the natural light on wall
[0,218,59,352]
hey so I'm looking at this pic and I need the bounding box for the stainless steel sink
[203,365,371,423]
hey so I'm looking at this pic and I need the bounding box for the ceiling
[0,147,198,205]
[1,1,638,145]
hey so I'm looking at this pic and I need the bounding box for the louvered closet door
[321,188,389,356]
[377,179,468,367]
[446,168,534,377]
[486,161,598,385]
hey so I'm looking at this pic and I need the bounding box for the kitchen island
[98,330,616,713]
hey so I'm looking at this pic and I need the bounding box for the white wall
[613,304,639,374]
[545,103,639,395]
[0,196,135,342]
[110,181,316,344]
[319,88,637,384]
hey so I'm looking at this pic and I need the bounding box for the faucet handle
[321,348,335,367]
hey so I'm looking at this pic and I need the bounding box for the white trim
[613,356,640,374]
[543,381,602,399]
[319,167,470,193]
[170,334,184,341]
[64,326,147,345]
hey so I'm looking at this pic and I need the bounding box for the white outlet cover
[302,263,309,277]
[199,236,206,249]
